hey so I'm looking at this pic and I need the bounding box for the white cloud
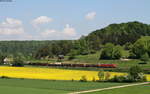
[0,17,79,40]
[1,18,22,27]
[41,29,57,36]
[32,16,53,27]
[40,24,77,40]
[85,12,96,20]
[0,18,24,36]
[0,28,24,35]
[62,24,76,37]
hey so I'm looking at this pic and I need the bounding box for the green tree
[12,55,24,67]
[80,75,87,82]
[140,53,149,64]
[128,66,146,82]
[130,36,150,58]
[35,45,53,59]
[68,49,78,60]
[0,55,6,65]
[100,43,123,59]
[105,72,111,80]
[72,39,90,55]
[0,51,7,65]
[98,70,105,81]
[124,42,133,50]
[86,34,101,50]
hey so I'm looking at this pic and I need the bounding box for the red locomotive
[97,64,117,68]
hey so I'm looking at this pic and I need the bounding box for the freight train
[28,62,117,68]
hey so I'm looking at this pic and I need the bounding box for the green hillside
[86,21,150,50]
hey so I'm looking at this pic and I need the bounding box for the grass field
[26,51,150,72]
[85,83,150,94]
[0,79,127,94]
[29,52,150,69]
[68,52,150,69]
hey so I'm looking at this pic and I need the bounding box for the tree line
[0,21,150,61]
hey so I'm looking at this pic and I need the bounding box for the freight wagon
[28,62,117,68]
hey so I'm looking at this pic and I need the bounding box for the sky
[0,0,150,40]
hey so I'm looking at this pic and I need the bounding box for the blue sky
[0,0,150,40]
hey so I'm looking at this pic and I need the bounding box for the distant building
[57,55,64,62]
[58,55,64,59]
[4,57,13,64]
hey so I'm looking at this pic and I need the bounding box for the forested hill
[0,41,51,56]
[0,40,73,57]
[86,21,150,46]
[0,21,150,57]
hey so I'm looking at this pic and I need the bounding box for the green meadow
[0,78,127,94]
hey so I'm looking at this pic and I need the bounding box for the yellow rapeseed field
[0,66,149,81]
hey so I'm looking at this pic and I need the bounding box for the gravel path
[69,82,150,94]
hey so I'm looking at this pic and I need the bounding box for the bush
[1,76,10,79]
[98,70,105,81]
[140,53,149,64]
[90,50,96,54]
[68,55,76,60]
[142,76,147,82]
[56,59,62,62]
[109,75,126,82]
[125,74,146,82]
[92,77,96,82]
[110,66,147,82]
[80,76,87,82]
[80,50,89,55]
[12,56,24,67]
[105,72,111,80]
[0,54,6,65]
[68,49,78,60]
[129,66,143,81]
[71,79,74,82]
